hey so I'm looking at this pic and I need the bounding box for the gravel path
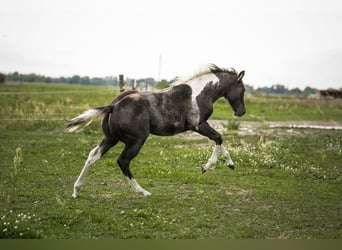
[209,120,342,131]
[179,120,342,139]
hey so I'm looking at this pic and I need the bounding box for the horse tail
[66,105,113,132]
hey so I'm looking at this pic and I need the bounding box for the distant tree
[271,84,286,94]
[303,86,317,95]
[244,84,254,93]
[256,86,272,94]
[289,88,302,95]
[0,72,5,83]
[12,72,20,81]
[81,76,91,85]
[45,77,52,83]
[58,76,66,83]
[137,78,156,87]
[25,73,37,82]
[91,77,105,85]
[70,75,81,84]
[7,72,22,81]
[104,76,118,86]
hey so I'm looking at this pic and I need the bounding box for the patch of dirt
[177,120,342,139]
[239,120,342,136]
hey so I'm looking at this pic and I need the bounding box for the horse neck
[196,80,228,104]
[185,73,227,103]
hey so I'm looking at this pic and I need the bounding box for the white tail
[66,107,109,132]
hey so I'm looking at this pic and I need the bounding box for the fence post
[118,74,125,92]
[131,79,136,90]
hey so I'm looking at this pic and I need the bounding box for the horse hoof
[137,189,151,196]
[228,164,235,170]
[142,191,151,196]
[144,192,151,196]
[201,167,207,174]
[72,187,81,198]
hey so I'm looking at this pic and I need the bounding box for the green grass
[0,82,341,239]
[212,94,342,121]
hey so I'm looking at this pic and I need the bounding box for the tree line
[1,72,155,87]
[0,71,323,96]
[250,84,317,96]
[157,79,318,96]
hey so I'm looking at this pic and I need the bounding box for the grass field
[0,82,341,239]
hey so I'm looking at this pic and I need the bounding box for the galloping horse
[67,64,246,197]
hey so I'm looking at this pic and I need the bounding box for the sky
[1,0,342,89]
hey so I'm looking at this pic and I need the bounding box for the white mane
[172,64,236,86]
[172,64,236,98]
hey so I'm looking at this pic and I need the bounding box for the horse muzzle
[234,109,246,117]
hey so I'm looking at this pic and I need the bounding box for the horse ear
[237,71,245,82]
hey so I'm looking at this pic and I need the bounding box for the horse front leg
[202,144,220,173]
[219,144,234,170]
[196,122,234,173]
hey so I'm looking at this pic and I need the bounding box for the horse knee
[117,158,125,172]
[117,158,133,178]
[214,135,223,145]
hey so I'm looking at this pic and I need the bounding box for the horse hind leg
[72,145,101,198]
[72,138,117,198]
[126,177,151,196]
[117,141,151,196]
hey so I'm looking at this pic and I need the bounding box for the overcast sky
[1,0,342,89]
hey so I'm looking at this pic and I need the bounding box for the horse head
[225,70,246,117]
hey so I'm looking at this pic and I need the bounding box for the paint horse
[66,64,246,197]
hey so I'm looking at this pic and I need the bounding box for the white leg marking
[126,177,151,196]
[72,146,102,198]
[202,145,220,173]
[220,145,234,168]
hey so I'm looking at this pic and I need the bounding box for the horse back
[167,84,192,101]
[146,84,192,113]
[110,90,139,105]
[108,84,195,136]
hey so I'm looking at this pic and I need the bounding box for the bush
[226,119,240,130]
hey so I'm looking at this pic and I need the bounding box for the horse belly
[150,115,187,136]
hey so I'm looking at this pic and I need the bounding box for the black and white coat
[67,64,246,197]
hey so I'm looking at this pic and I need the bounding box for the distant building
[317,89,342,99]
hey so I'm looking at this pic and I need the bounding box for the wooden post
[119,74,125,92]
[131,79,136,90]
